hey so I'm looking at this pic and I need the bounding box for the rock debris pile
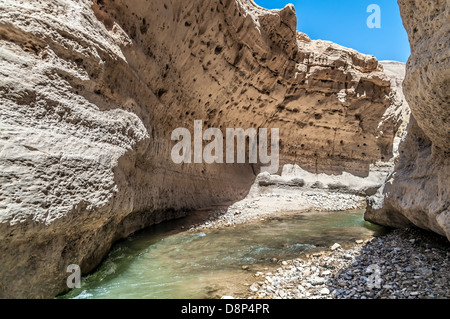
[247,229,450,299]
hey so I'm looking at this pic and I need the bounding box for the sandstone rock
[379,61,411,158]
[0,0,402,298]
[366,0,450,241]
[252,160,403,198]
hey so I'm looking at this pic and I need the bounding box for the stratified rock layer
[0,0,401,297]
[366,0,450,240]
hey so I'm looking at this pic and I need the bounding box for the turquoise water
[59,210,386,299]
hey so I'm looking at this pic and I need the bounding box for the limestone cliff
[0,0,401,298]
[366,0,450,240]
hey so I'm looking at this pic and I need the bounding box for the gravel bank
[246,228,450,299]
[189,191,365,231]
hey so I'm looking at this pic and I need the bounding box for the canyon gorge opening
[0,0,448,300]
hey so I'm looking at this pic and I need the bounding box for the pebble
[249,283,259,293]
[331,243,341,251]
[310,277,326,285]
[320,288,330,295]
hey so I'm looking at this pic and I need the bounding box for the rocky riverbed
[245,228,450,299]
[188,177,450,300]
[185,172,450,300]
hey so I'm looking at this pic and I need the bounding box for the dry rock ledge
[0,0,444,299]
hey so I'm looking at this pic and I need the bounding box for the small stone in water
[242,265,249,270]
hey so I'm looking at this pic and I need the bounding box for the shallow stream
[59,209,386,299]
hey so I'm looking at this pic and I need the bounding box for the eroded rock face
[398,0,450,152]
[366,0,450,240]
[378,61,411,157]
[0,0,401,298]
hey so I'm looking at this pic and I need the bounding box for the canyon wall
[0,0,401,298]
[366,0,450,240]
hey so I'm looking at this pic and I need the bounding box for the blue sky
[253,0,411,62]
